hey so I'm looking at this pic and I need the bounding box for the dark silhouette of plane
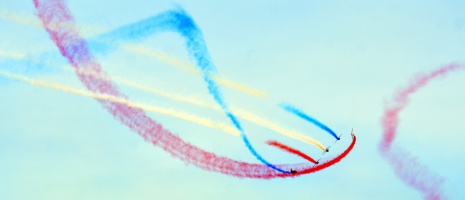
[322,145,332,155]
[290,169,297,174]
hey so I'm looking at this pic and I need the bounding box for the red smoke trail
[266,140,318,164]
[380,63,464,199]
[32,0,356,178]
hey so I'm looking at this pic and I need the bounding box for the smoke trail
[68,64,325,151]
[380,63,465,199]
[0,9,105,37]
[280,103,339,140]
[155,8,288,173]
[1,69,327,153]
[3,8,293,167]
[82,3,287,172]
[1,69,326,157]
[121,44,268,97]
[32,0,356,178]
[233,109,326,151]
[0,70,240,136]
[34,0,285,173]
[68,66,326,151]
[0,50,26,59]
[0,50,326,150]
[266,140,318,164]
[0,10,267,97]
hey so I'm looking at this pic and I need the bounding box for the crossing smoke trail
[0,69,329,149]
[0,71,241,136]
[32,0,356,178]
[0,39,325,150]
[380,63,465,199]
[280,103,340,140]
[233,110,326,151]
[1,8,325,151]
[266,140,318,164]
[1,70,327,167]
[2,55,326,150]
[80,3,288,173]
[0,4,325,152]
[0,9,268,97]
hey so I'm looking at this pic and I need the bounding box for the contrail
[0,9,268,98]
[380,63,465,200]
[280,103,340,140]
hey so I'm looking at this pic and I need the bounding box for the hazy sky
[1,0,465,199]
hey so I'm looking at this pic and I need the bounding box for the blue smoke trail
[280,103,339,140]
[1,7,289,173]
[0,58,61,85]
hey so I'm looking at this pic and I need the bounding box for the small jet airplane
[315,158,321,164]
[336,133,343,140]
[322,145,332,155]
[322,128,354,155]
[290,169,297,174]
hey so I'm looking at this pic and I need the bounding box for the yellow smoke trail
[0,9,40,27]
[0,70,240,136]
[54,66,325,150]
[122,44,268,97]
[1,10,268,97]
[0,64,326,150]
[0,46,325,150]
[232,109,327,151]
[0,50,25,59]
[1,10,326,150]
[0,9,105,37]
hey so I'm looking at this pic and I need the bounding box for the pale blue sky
[1,0,465,199]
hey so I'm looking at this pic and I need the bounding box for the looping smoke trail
[280,103,339,140]
[2,7,325,151]
[3,7,288,172]
[32,0,356,178]
[102,5,288,173]
[266,140,318,164]
[380,63,464,199]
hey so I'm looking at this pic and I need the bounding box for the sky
[1,0,465,199]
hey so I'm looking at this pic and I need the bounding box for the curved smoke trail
[266,140,318,164]
[32,0,356,178]
[78,3,289,173]
[280,103,340,140]
[2,6,324,167]
[0,9,268,97]
[0,9,327,151]
[380,63,464,199]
